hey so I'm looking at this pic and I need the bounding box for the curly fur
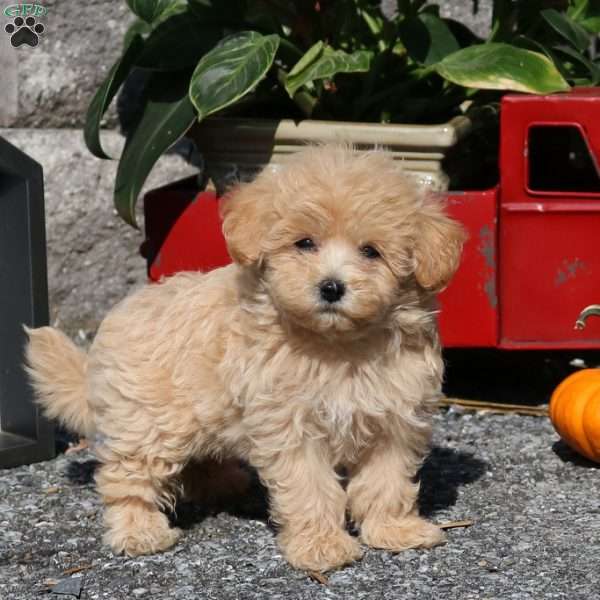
[25,145,465,572]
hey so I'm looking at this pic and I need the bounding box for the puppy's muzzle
[319,279,346,303]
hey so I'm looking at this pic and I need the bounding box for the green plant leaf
[114,72,196,227]
[541,8,591,52]
[516,35,599,85]
[288,41,324,78]
[489,0,514,42]
[360,8,384,37]
[124,18,152,47]
[514,34,552,58]
[568,0,589,20]
[284,47,372,98]
[434,43,570,94]
[581,14,600,31]
[567,0,600,33]
[124,1,188,46]
[126,0,184,24]
[553,43,600,84]
[398,13,459,66]
[189,31,280,120]
[135,10,222,70]
[84,34,145,160]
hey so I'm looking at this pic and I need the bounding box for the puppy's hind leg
[95,448,184,556]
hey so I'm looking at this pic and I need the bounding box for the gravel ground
[1,406,599,600]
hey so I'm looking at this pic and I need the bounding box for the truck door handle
[575,305,600,330]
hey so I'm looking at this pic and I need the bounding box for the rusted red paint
[438,189,498,347]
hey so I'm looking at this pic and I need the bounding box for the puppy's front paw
[360,515,445,552]
[280,528,363,572]
[104,506,182,556]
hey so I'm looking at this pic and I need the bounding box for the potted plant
[84,0,600,226]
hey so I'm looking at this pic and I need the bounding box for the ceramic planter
[190,116,472,195]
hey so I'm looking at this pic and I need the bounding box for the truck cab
[439,89,600,349]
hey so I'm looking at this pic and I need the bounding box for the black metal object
[0,135,54,468]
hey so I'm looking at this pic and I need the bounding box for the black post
[0,135,54,468]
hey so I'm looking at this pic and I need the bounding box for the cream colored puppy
[26,145,465,572]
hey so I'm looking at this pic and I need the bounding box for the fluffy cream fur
[25,145,465,572]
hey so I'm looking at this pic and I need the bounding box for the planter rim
[193,115,472,150]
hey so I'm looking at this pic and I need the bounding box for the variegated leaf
[434,43,570,94]
[285,47,372,98]
[189,31,280,120]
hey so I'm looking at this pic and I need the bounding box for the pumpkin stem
[575,305,600,330]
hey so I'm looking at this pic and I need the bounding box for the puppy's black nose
[319,279,346,303]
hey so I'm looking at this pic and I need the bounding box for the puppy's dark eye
[295,238,316,251]
[360,245,381,259]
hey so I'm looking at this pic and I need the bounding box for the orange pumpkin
[549,369,600,463]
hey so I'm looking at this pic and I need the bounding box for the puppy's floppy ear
[220,179,275,266]
[413,197,467,292]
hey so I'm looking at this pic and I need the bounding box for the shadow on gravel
[442,349,599,405]
[174,449,489,532]
[65,459,99,485]
[173,466,271,531]
[418,446,487,517]
[552,440,600,469]
[64,457,272,530]
[64,450,487,527]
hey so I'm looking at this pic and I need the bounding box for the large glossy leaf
[434,43,570,93]
[135,10,222,70]
[541,8,590,52]
[398,13,459,66]
[126,0,184,23]
[284,46,372,98]
[114,72,196,227]
[189,31,280,120]
[84,35,145,160]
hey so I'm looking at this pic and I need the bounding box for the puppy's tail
[24,326,95,438]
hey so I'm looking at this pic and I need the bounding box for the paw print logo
[5,16,45,48]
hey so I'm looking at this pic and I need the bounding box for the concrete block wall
[0,1,197,340]
[0,0,491,339]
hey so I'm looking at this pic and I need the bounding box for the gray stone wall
[0,129,196,341]
[0,0,492,339]
[0,0,132,128]
[0,1,196,340]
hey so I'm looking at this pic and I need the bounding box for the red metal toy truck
[142,90,600,349]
